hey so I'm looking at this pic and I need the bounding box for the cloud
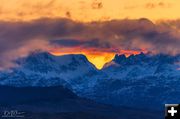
[0,0,63,21]
[124,5,138,10]
[65,11,72,18]
[51,38,110,49]
[0,18,180,69]
[91,0,103,9]
[124,2,171,10]
[145,2,171,9]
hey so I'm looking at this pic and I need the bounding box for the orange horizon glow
[0,0,180,22]
[0,0,177,69]
[50,51,114,69]
[50,49,147,69]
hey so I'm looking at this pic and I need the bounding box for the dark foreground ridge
[0,86,162,119]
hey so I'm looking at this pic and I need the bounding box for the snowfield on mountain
[0,51,180,110]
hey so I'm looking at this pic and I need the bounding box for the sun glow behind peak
[50,51,114,69]
[50,50,146,69]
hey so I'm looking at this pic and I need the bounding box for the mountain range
[0,86,161,119]
[0,51,180,118]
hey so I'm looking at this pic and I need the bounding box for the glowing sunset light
[50,49,146,69]
[50,51,114,69]
[118,50,148,57]
[1,0,180,22]
[0,0,180,70]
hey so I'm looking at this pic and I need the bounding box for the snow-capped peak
[107,53,180,67]
[102,53,180,79]
[0,51,98,88]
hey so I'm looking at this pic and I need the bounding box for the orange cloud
[0,0,179,22]
[145,2,171,9]
[0,18,180,69]
[91,0,103,9]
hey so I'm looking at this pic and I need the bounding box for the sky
[1,0,180,22]
[0,0,180,69]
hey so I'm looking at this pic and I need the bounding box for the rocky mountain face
[0,51,98,92]
[103,53,180,78]
[0,51,180,111]
[87,53,180,110]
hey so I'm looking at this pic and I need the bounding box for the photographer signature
[1,110,25,118]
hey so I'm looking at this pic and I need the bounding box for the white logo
[1,110,25,118]
[168,107,177,116]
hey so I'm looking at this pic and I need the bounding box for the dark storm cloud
[0,18,180,69]
[51,38,110,49]
[51,39,82,47]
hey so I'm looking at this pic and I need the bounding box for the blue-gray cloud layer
[0,18,180,69]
